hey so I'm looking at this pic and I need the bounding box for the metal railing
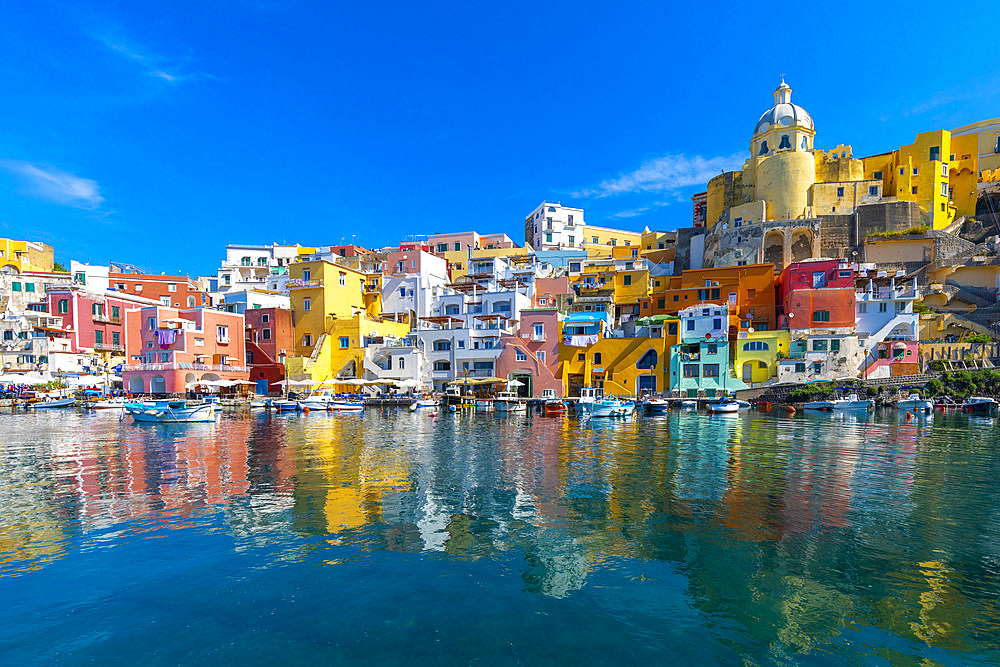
[122,362,250,373]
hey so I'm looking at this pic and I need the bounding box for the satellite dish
[748,327,755,333]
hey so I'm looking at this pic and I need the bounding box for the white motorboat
[589,398,634,418]
[962,396,997,414]
[706,398,740,414]
[805,394,873,411]
[200,396,224,412]
[897,393,933,413]
[31,397,76,409]
[329,400,364,411]
[574,387,604,414]
[493,391,527,413]
[645,398,670,414]
[125,400,217,423]
[680,399,698,409]
[88,397,127,409]
[268,399,301,412]
[249,399,268,409]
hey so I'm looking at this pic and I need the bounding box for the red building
[778,259,855,330]
[108,273,208,309]
[46,286,159,360]
[244,307,294,394]
[692,192,708,227]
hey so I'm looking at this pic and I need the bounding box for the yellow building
[733,329,790,384]
[0,238,54,273]
[286,313,411,382]
[640,229,676,254]
[558,319,678,396]
[288,259,383,359]
[581,225,643,260]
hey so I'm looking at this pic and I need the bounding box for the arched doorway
[510,372,532,398]
[150,375,167,394]
[636,374,656,395]
[790,229,814,262]
[128,376,145,393]
[763,231,784,269]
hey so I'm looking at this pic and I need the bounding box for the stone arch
[128,376,145,393]
[790,228,815,262]
[1,264,20,275]
[185,373,195,384]
[763,230,785,269]
[150,375,167,394]
[200,373,221,381]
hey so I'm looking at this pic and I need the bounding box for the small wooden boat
[645,398,670,414]
[268,399,301,412]
[125,400,216,423]
[329,400,364,412]
[88,397,127,409]
[542,399,567,415]
[31,397,76,409]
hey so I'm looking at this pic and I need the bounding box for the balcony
[94,342,123,352]
[92,314,121,325]
[122,362,250,373]
[287,279,324,289]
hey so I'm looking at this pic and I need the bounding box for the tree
[53,261,67,273]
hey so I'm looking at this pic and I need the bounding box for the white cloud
[103,39,198,84]
[1,160,105,209]
[575,152,745,198]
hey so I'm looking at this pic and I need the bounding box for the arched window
[779,135,791,149]
[433,360,450,371]
[801,136,809,150]
[432,339,451,351]
[742,341,769,351]
[758,141,769,156]
[635,349,657,369]
[398,357,405,369]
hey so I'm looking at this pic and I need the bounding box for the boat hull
[127,402,216,423]
[32,398,76,408]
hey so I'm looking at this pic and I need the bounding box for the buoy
[906,411,914,421]
[785,405,796,415]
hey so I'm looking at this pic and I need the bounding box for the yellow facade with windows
[286,314,411,383]
[558,326,678,397]
[288,259,382,359]
[0,238,54,273]
[434,246,525,281]
[581,226,643,260]
[733,330,790,384]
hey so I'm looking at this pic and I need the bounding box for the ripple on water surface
[1,408,999,664]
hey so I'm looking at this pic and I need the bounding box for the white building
[524,202,586,251]
[216,244,302,294]
[218,289,291,314]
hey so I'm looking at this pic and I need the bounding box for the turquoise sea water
[2,407,999,665]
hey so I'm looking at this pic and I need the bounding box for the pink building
[121,306,249,395]
[495,308,562,397]
[532,277,571,308]
[46,286,159,358]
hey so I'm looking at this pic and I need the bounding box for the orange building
[109,273,208,309]
[639,263,778,335]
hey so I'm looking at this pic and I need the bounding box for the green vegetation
[913,303,934,314]
[964,333,994,344]
[788,383,836,401]
[924,370,1000,398]
[866,225,930,240]
[52,261,67,273]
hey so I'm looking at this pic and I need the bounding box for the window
[683,364,699,378]
[148,317,156,330]
[706,343,717,355]
[433,339,451,351]
[303,298,311,311]
[168,284,177,292]
[873,171,883,179]
[636,349,657,369]
[657,298,665,309]
[674,295,679,302]
[302,269,311,282]
[929,146,940,161]
[194,337,204,346]
[711,288,720,300]
[758,141,768,155]
[91,303,103,316]
[742,341,769,351]
[567,214,574,224]
[58,299,68,314]
[569,262,581,272]
[812,339,828,352]
[545,233,553,243]
[457,341,465,349]
[302,334,312,346]
[261,328,271,341]
[533,323,544,338]
[812,310,830,322]
[879,302,887,313]
[698,289,709,300]
[812,362,823,373]
[577,353,585,361]
[261,314,269,323]
[836,187,844,197]
[592,236,599,244]
[437,243,448,252]
[831,339,840,352]
[339,336,349,349]
[668,322,677,335]
[912,186,918,194]
[136,283,144,291]
[942,164,948,177]
[899,167,905,176]
[913,167,918,176]
[795,363,806,373]
[515,349,527,362]
[778,135,791,149]
[869,186,879,196]
[592,352,602,364]
[217,325,229,342]
[538,298,547,306]
[339,273,346,286]
[624,275,632,286]
[160,351,170,363]
[160,296,171,306]
[941,183,948,196]
[858,303,867,313]
[25,282,35,293]
[538,351,546,362]
[454,242,461,251]
[703,364,720,377]
[568,236,575,245]
[610,239,617,247]
[734,217,743,227]
[95,331,104,345]
[686,320,695,331]
[712,318,722,329]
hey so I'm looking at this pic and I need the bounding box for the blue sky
[1,1,997,277]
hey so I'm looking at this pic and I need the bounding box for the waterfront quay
[2,406,1000,664]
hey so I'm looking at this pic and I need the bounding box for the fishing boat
[200,396,224,412]
[680,399,698,409]
[542,399,567,415]
[493,390,528,413]
[249,399,268,409]
[736,400,751,409]
[474,398,493,411]
[897,393,933,413]
[299,393,335,411]
[574,387,603,414]
[125,400,217,423]
[706,398,740,413]
[267,398,301,412]
[31,396,76,408]
[962,396,997,414]
[805,394,873,411]
[589,398,634,418]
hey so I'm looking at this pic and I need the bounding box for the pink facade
[46,287,157,356]
[384,249,432,276]
[495,308,562,397]
[533,277,570,308]
[778,260,856,331]
[121,306,249,395]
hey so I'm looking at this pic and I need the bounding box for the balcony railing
[92,314,121,325]
[94,342,123,352]
[123,362,250,373]
[287,279,324,289]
